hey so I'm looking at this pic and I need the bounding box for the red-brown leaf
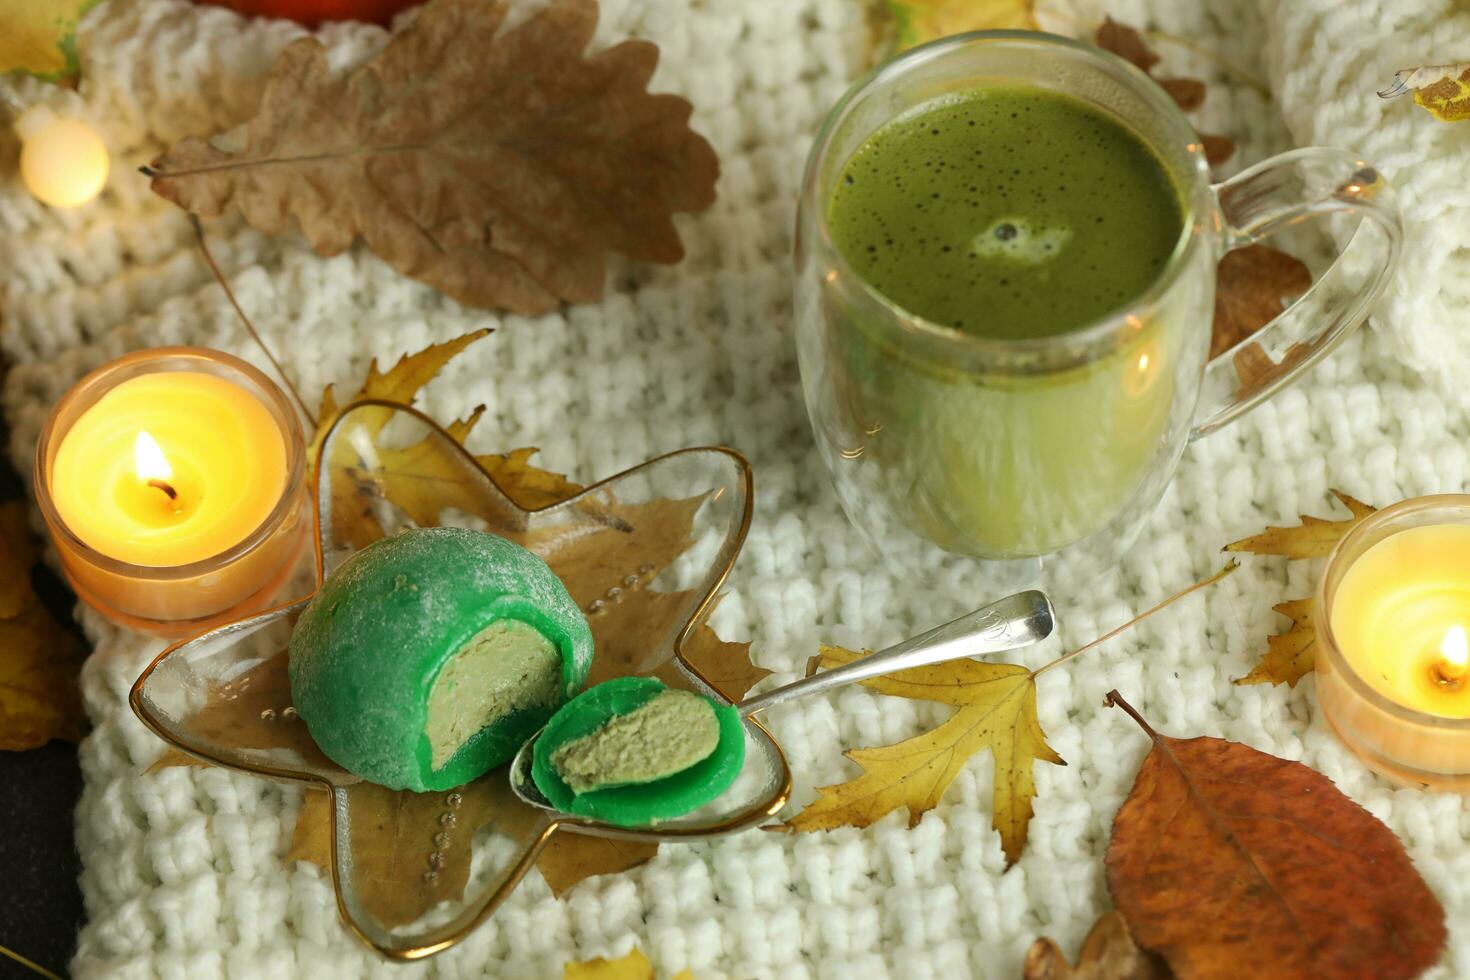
[1211,244,1312,358]
[1104,691,1446,980]
[1096,18,1159,75]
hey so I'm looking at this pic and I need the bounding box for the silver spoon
[509,589,1054,823]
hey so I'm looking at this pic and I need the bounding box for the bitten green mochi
[289,527,593,792]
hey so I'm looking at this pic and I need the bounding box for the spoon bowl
[510,589,1055,835]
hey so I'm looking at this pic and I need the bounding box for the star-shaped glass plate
[130,400,791,959]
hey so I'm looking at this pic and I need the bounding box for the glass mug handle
[1189,146,1403,440]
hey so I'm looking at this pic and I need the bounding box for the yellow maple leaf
[781,643,1062,866]
[311,328,491,466]
[1226,490,1375,686]
[565,948,693,980]
[887,0,1037,50]
[0,0,103,80]
[1224,489,1376,559]
[1235,598,1317,688]
[311,329,582,549]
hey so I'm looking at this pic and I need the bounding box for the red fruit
[194,0,420,28]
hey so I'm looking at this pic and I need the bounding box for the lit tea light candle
[1318,497,1470,788]
[36,349,308,635]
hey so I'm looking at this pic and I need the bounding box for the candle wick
[1433,660,1466,691]
[146,478,179,503]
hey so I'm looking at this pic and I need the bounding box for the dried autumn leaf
[564,947,694,980]
[347,781,516,928]
[538,834,659,899]
[311,328,492,469]
[478,445,585,511]
[1158,77,1205,112]
[1225,489,1376,559]
[0,502,37,618]
[1231,340,1314,401]
[286,727,655,918]
[0,0,102,80]
[1234,597,1317,688]
[1211,245,1313,359]
[1197,134,1236,167]
[0,501,86,749]
[0,601,87,749]
[1104,690,1446,980]
[317,331,490,442]
[145,0,718,313]
[678,599,771,701]
[1094,18,1235,167]
[1023,911,1168,980]
[1226,491,1375,687]
[780,644,1062,866]
[1095,17,1159,74]
[1379,64,1470,122]
[885,0,1037,50]
[312,330,592,550]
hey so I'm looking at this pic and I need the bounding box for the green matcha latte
[827,86,1183,339]
[809,84,1200,558]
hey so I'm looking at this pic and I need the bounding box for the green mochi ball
[531,676,746,826]
[289,527,593,792]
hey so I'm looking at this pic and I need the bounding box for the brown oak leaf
[145,0,719,314]
[1023,911,1169,980]
[1104,690,1446,980]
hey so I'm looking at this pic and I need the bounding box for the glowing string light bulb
[14,106,109,208]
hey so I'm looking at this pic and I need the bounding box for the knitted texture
[1258,0,1470,402]
[3,0,1470,977]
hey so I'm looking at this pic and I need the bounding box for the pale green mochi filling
[426,619,563,769]
[551,689,721,794]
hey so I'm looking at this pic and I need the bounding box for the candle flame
[1443,625,1469,670]
[133,430,173,483]
[1137,353,1150,373]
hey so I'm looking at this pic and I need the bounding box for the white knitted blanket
[4,0,1470,976]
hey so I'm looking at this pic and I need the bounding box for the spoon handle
[737,590,1055,717]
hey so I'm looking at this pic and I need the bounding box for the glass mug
[794,31,1402,569]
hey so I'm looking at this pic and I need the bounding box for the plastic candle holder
[35,348,308,635]
[1318,494,1470,789]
